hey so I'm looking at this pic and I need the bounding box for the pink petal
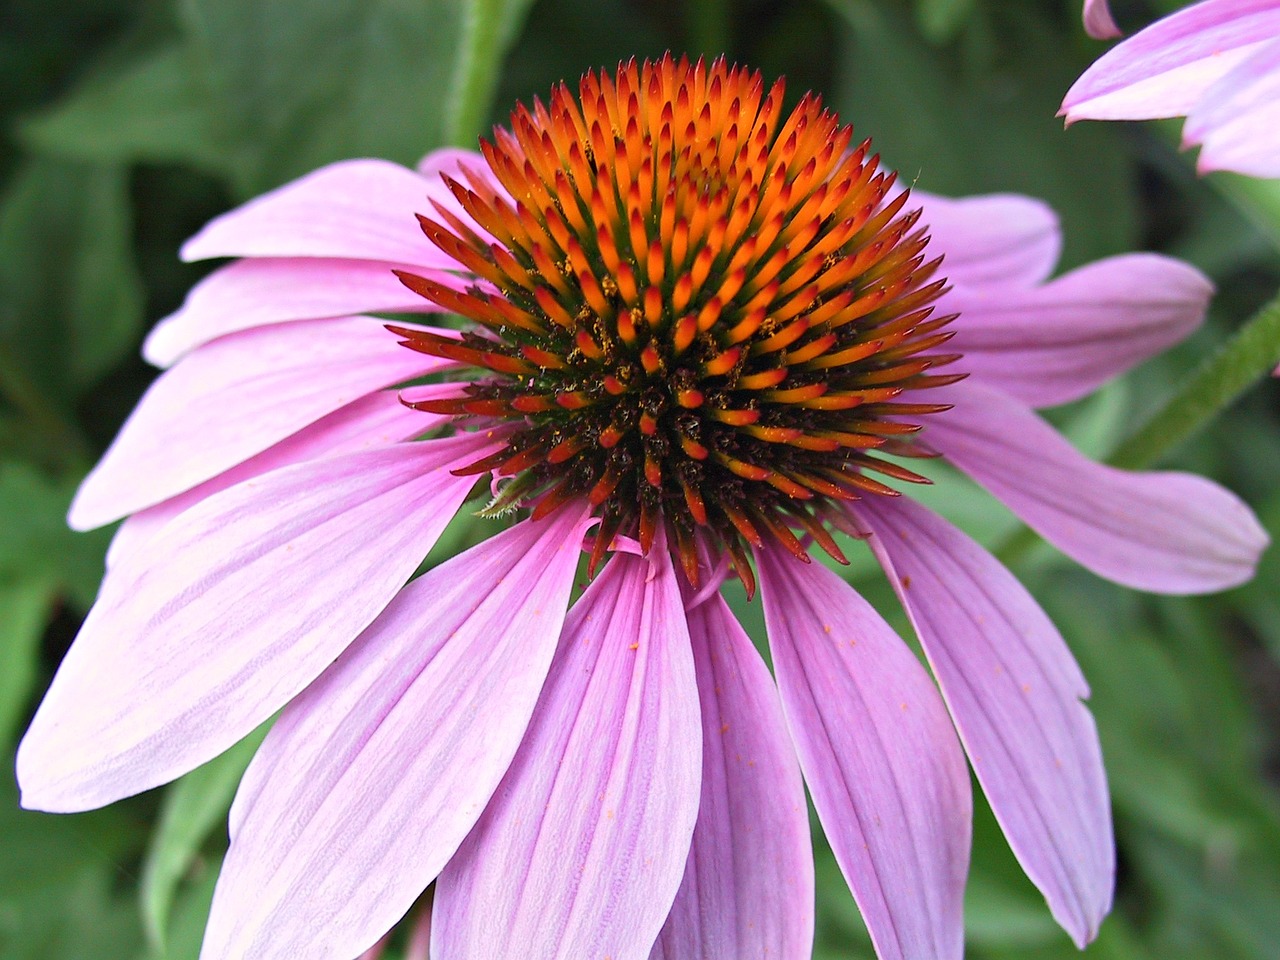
[756,543,971,960]
[68,316,448,530]
[853,496,1113,946]
[203,507,591,960]
[180,159,461,268]
[417,146,490,179]
[433,548,702,960]
[1083,0,1122,39]
[144,258,456,367]
[17,433,495,813]
[1186,37,1280,177]
[948,253,1211,407]
[916,191,1061,288]
[924,380,1269,593]
[1062,0,1280,122]
[651,592,814,960]
[105,388,445,568]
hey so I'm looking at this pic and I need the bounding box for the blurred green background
[2,0,1278,957]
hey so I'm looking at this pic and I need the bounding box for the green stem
[687,0,732,57]
[1110,288,1280,470]
[445,0,523,148]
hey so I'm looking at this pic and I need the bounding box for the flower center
[395,54,960,591]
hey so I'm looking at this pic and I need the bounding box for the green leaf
[20,45,227,176]
[0,776,146,957]
[1126,827,1280,960]
[0,463,111,610]
[445,0,539,145]
[964,871,1062,949]
[1234,490,1280,660]
[179,0,478,196]
[139,725,267,950]
[0,578,56,750]
[138,868,219,960]
[0,869,146,960]
[0,157,144,395]
[963,786,1065,951]
[0,777,141,901]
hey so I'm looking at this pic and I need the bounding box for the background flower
[1064,0,1280,178]
[1,2,1279,960]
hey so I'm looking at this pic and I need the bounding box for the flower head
[18,54,1267,960]
[1064,0,1280,178]
[394,59,955,589]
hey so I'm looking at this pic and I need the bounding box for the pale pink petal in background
[433,548,702,960]
[1083,0,1122,39]
[854,496,1114,947]
[1062,0,1280,122]
[1185,37,1280,177]
[651,592,814,960]
[17,434,494,812]
[926,380,1269,593]
[757,543,971,960]
[204,508,589,960]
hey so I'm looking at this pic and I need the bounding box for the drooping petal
[68,316,449,530]
[105,388,446,568]
[852,495,1113,947]
[1083,0,1122,39]
[144,258,458,367]
[924,380,1269,593]
[17,433,495,813]
[651,592,814,960]
[947,253,1211,407]
[1185,37,1280,177]
[756,543,971,960]
[916,191,1061,288]
[1062,0,1280,122]
[432,548,702,960]
[203,507,591,960]
[180,159,460,267]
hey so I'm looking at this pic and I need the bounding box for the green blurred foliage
[0,0,1277,957]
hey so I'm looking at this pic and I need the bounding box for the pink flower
[1082,0,1124,39]
[17,56,1267,960]
[1064,0,1280,178]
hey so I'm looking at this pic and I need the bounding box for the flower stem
[687,0,732,57]
[996,287,1280,568]
[1109,287,1280,470]
[444,0,534,147]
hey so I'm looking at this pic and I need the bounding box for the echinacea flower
[17,55,1267,960]
[1064,0,1280,178]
